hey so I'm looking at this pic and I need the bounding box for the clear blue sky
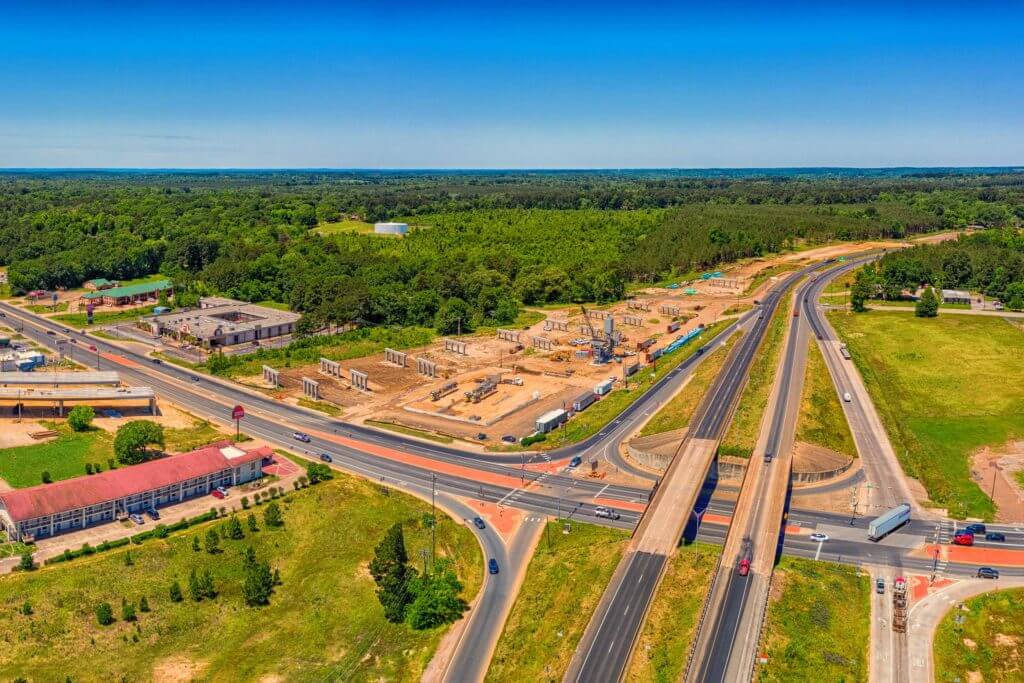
[2,1,1022,168]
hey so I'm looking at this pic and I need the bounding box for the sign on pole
[231,405,245,440]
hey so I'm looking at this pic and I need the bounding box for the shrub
[154,524,169,538]
[85,463,94,475]
[124,550,133,566]
[168,581,183,602]
[107,458,116,470]
[80,543,94,555]
[247,513,259,533]
[263,502,283,528]
[67,404,95,432]
[139,596,150,612]
[41,471,52,484]
[95,602,114,626]
[204,529,220,554]
[241,496,249,509]
[121,598,136,622]
[18,552,35,572]
[192,536,201,552]
[21,601,32,616]
[228,516,244,540]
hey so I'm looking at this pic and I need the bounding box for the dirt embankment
[972,441,1024,522]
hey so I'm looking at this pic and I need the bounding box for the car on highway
[191,375,200,382]
[488,558,499,574]
[292,432,311,443]
[737,558,751,576]
[875,577,886,594]
[150,358,162,364]
[45,330,55,336]
[473,517,486,530]
[594,506,621,520]
[569,455,582,468]
[985,532,1006,542]
[809,533,829,543]
[842,392,852,402]
[211,489,225,500]
[129,513,145,525]
[953,532,975,546]
[977,567,1000,579]
[965,523,986,535]
[319,453,333,463]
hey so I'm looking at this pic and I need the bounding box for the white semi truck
[868,503,911,541]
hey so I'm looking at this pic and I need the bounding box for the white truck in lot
[868,503,911,541]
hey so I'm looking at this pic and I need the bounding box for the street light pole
[990,464,1001,501]
[431,473,436,576]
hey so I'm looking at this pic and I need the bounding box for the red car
[211,489,225,500]
[953,532,974,546]
[737,558,751,576]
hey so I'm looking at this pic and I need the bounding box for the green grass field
[366,420,455,445]
[795,339,857,457]
[25,301,69,314]
[720,294,793,458]
[757,557,869,683]
[828,311,1024,519]
[314,219,377,235]
[639,333,739,436]
[626,543,717,682]
[0,475,481,681]
[486,521,628,682]
[0,423,113,487]
[507,321,731,451]
[933,587,1024,682]
[163,420,230,453]
[54,305,157,328]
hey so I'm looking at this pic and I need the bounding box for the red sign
[231,405,245,420]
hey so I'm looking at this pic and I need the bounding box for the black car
[150,358,163,364]
[500,435,516,444]
[965,523,987,535]
[319,453,333,463]
[487,558,499,575]
[473,517,486,530]
[985,532,1006,542]
[977,567,1000,579]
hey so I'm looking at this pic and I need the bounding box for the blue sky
[1,1,1022,168]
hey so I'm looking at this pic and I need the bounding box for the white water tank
[374,222,409,235]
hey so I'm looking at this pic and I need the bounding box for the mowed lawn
[795,339,857,457]
[0,476,482,681]
[757,557,870,683]
[829,311,1024,519]
[0,423,113,488]
[626,543,717,682]
[486,521,628,682]
[933,587,1024,682]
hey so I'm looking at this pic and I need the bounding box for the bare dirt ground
[0,419,57,448]
[971,441,1024,522]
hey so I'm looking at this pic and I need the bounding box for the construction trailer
[535,408,568,433]
[594,378,615,396]
[464,376,498,404]
[430,381,458,402]
[572,391,597,412]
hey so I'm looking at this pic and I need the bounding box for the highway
[567,263,821,683]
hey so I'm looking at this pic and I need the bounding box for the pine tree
[18,552,34,572]
[192,535,201,552]
[262,501,283,528]
[188,568,203,601]
[169,580,183,602]
[369,523,416,623]
[247,513,259,533]
[916,286,939,317]
[121,598,136,622]
[95,602,114,626]
[204,528,220,554]
[228,516,244,540]
[139,596,150,612]
[200,569,216,599]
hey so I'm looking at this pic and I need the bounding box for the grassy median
[720,293,794,458]
[829,311,1024,519]
[625,543,717,682]
[757,557,869,682]
[486,521,628,682]
[0,475,481,681]
[933,587,1024,682]
[795,339,857,458]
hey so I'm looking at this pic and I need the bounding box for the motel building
[0,441,271,542]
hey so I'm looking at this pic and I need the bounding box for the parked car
[875,577,886,594]
[985,532,1006,542]
[737,558,751,576]
[319,453,333,463]
[594,506,621,520]
[569,455,582,468]
[211,489,225,500]
[500,435,516,444]
[977,567,1000,579]
[129,513,145,525]
[488,558,499,575]
[965,523,987,535]
[473,517,486,530]
[809,533,829,543]
[215,486,229,497]
[293,432,311,443]
[145,507,160,520]
[476,432,488,441]
[953,532,975,546]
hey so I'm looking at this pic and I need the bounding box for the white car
[842,392,852,402]
[809,533,829,543]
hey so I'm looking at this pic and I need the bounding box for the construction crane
[579,304,615,364]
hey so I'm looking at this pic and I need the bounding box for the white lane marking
[814,541,823,561]
[593,484,609,501]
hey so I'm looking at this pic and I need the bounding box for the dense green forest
[1,170,1021,332]
[852,229,1024,309]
